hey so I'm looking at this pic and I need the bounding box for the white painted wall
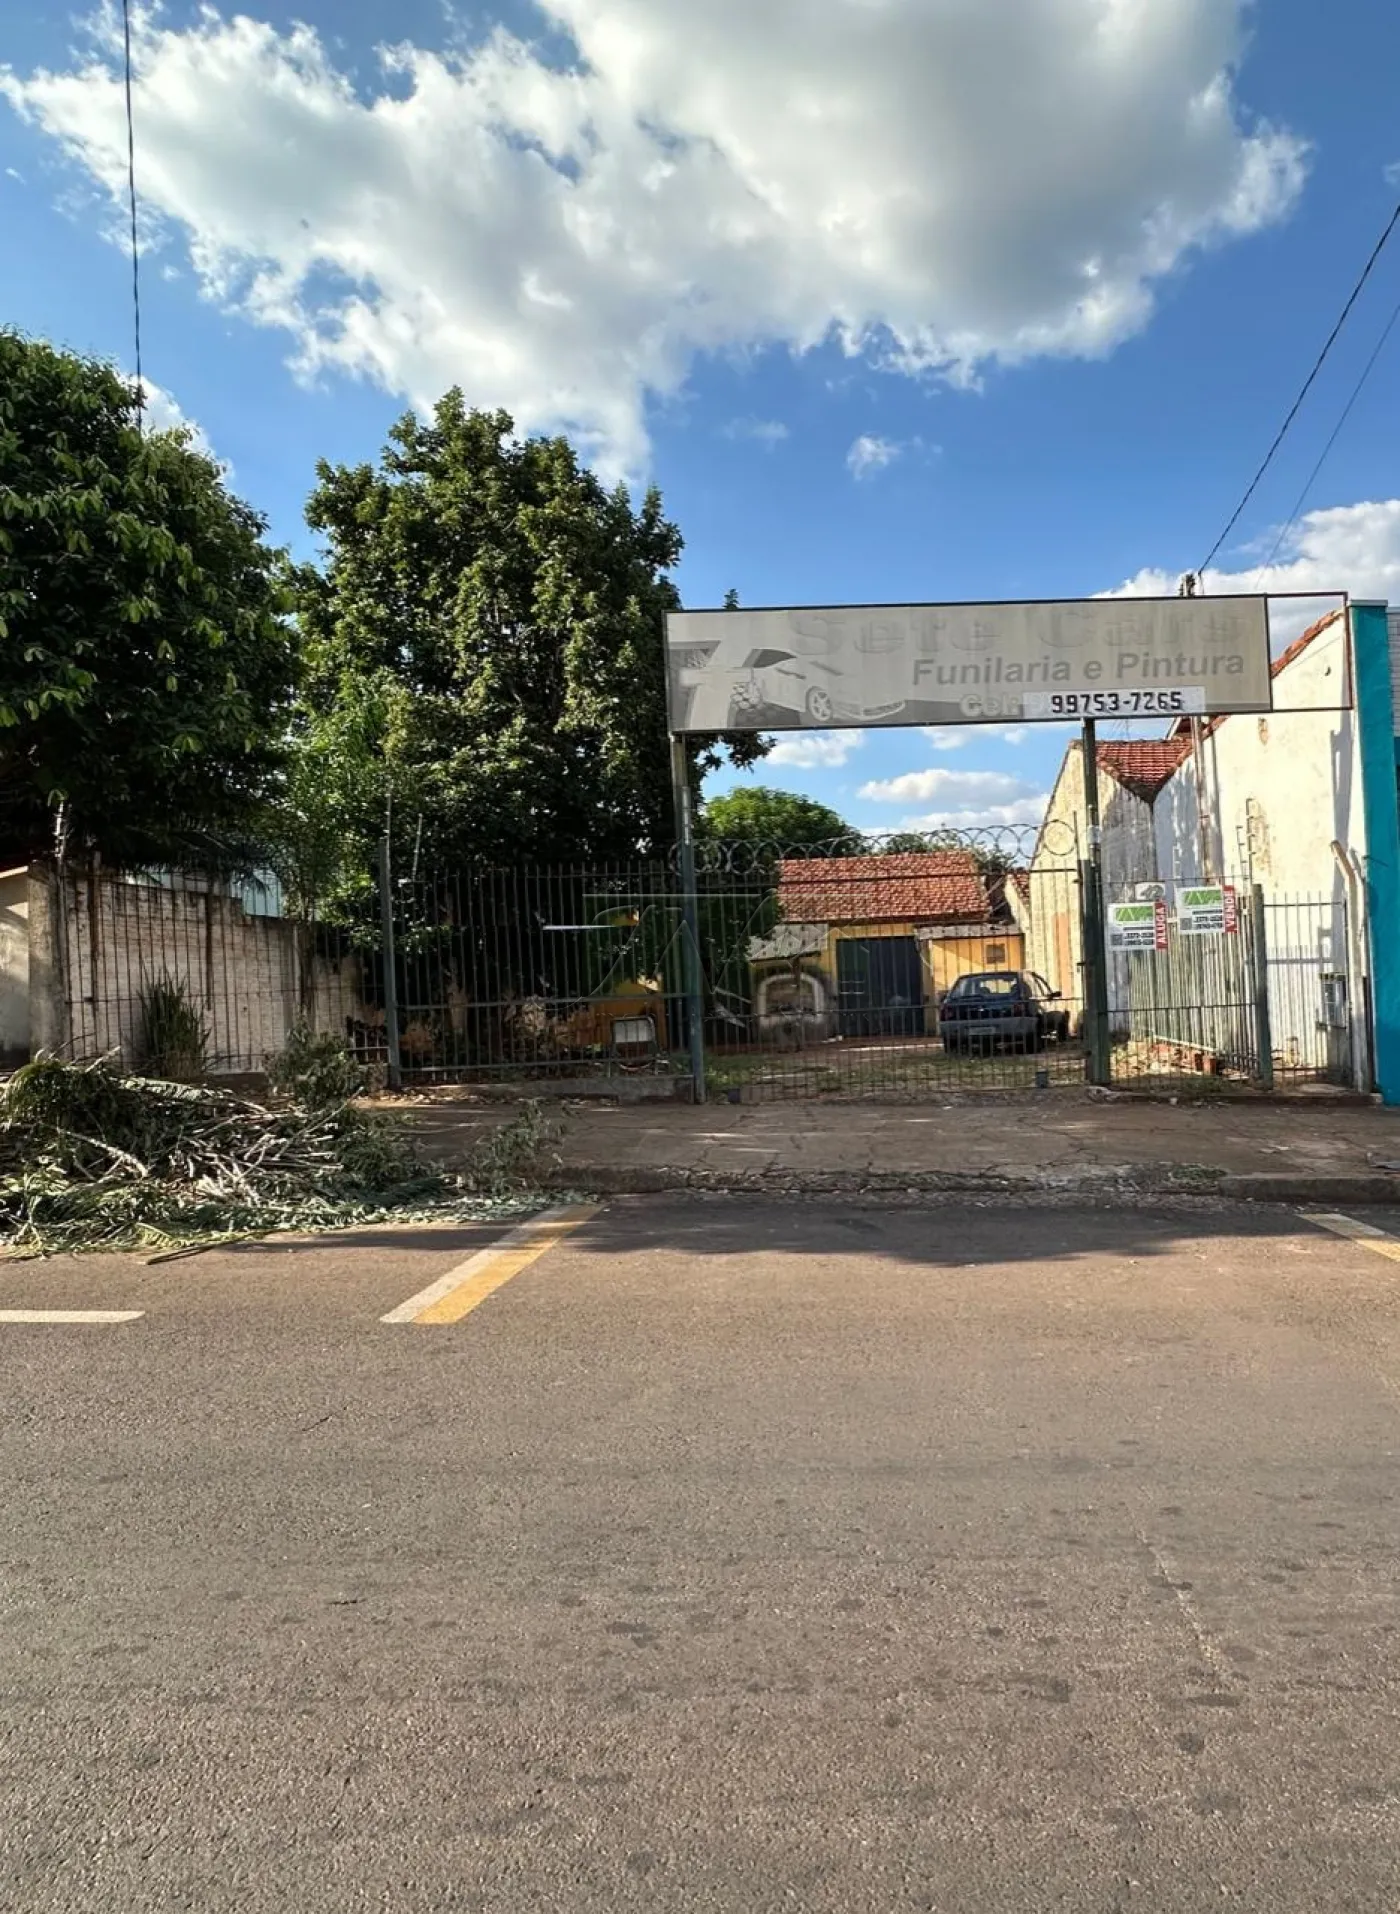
[1152,613,1362,893]
[1151,613,1364,1080]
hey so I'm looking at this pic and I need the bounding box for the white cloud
[927,721,1033,746]
[136,375,222,466]
[1105,498,1400,645]
[923,720,1070,749]
[723,416,789,446]
[1109,499,1400,600]
[1,1,1306,473]
[859,767,1037,806]
[847,433,902,480]
[900,795,1051,830]
[766,728,866,768]
[846,432,940,478]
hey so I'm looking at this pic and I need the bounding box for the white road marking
[1301,1211,1400,1261]
[0,1310,144,1324]
[380,1205,598,1324]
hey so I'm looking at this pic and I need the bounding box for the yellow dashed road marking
[1301,1212,1400,1262]
[380,1204,599,1325]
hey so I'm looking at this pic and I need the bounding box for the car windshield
[948,973,1021,999]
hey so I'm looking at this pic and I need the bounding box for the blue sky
[3,0,1398,834]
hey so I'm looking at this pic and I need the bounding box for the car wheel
[805,685,836,723]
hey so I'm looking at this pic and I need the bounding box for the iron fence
[380,831,1066,1095]
[688,832,1079,1099]
[1115,887,1260,1084]
[387,860,692,1085]
[34,843,1362,1100]
[1261,893,1355,1085]
[1111,884,1354,1089]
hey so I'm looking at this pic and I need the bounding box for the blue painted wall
[1352,602,1400,1103]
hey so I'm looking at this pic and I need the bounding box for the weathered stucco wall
[14,869,361,1074]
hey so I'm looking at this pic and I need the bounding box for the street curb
[1216,1173,1400,1205]
[537,1164,1400,1205]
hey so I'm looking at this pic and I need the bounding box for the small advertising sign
[1108,901,1169,952]
[1178,885,1239,937]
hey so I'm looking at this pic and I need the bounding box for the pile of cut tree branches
[0,1054,555,1256]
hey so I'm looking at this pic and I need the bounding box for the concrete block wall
[44,871,362,1076]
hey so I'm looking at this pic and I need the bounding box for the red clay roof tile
[777,852,987,924]
[1095,738,1191,803]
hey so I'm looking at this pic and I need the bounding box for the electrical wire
[1252,285,1400,586]
[121,0,143,427]
[1198,198,1400,576]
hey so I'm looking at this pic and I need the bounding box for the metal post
[669,735,707,1102]
[1249,882,1274,1090]
[1080,719,1111,1086]
[377,829,403,1091]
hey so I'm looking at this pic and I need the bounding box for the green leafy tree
[878,826,1010,877]
[701,785,863,854]
[0,333,296,868]
[291,395,764,886]
[694,786,862,1025]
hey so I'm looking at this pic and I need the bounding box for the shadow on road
[563,1194,1322,1271]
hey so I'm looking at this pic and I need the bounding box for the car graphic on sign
[674,635,907,728]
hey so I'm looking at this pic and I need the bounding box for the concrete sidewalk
[387,1088,1400,1205]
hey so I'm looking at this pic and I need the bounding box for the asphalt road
[4,1197,1400,1912]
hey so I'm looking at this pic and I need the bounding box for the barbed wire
[682,823,1075,876]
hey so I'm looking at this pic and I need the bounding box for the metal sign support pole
[1249,882,1275,1090]
[377,827,403,1093]
[669,735,707,1103]
[1080,719,1111,1087]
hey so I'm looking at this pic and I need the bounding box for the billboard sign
[664,596,1273,734]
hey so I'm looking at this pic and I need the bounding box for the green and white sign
[1178,885,1239,937]
[1108,901,1168,952]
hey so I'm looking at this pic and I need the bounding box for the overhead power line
[121,0,143,426]
[1253,287,1400,585]
[1197,198,1400,577]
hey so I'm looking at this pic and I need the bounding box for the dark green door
[836,937,925,1038]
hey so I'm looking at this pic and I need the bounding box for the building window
[985,944,1007,965]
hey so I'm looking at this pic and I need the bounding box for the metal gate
[1107,885,1355,1090]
